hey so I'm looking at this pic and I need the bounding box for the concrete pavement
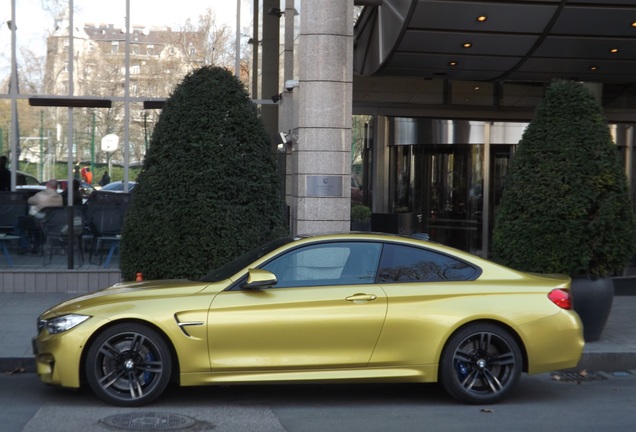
[1,291,635,374]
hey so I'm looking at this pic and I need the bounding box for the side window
[262,242,382,288]
[378,244,479,283]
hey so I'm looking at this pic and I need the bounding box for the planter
[571,276,614,342]
[351,221,371,232]
[371,212,417,235]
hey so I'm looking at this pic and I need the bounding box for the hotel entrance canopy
[354,0,636,88]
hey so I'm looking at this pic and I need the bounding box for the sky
[0,0,253,75]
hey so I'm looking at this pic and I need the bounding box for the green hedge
[120,66,287,280]
[492,80,636,277]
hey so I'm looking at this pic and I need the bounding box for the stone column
[261,0,280,151]
[292,0,353,234]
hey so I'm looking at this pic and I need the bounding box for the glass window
[262,242,382,288]
[378,244,478,283]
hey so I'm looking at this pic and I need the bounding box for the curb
[574,352,636,372]
[1,357,35,374]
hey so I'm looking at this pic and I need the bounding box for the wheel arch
[79,318,181,387]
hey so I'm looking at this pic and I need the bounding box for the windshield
[199,237,297,282]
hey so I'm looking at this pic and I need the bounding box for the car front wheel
[85,323,172,406]
[439,323,522,404]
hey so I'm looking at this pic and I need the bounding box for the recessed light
[610,48,619,53]
[474,86,480,91]
[463,42,472,48]
[631,21,636,27]
[590,66,598,71]
[477,15,487,22]
[449,61,458,66]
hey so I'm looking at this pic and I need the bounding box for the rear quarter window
[377,243,479,283]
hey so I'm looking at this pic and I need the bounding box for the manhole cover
[552,371,607,383]
[100,412,197,430]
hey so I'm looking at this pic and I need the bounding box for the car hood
[40,279,212,318]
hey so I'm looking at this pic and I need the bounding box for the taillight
[548,289,572,310]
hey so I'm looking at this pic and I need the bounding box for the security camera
[285,80,299,91]
[275,132,290,145]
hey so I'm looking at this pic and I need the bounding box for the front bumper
[32,329,87,388]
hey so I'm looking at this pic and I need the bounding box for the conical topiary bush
[120,66,287,281]
[492,80,636,341]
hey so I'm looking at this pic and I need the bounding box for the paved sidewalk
[1,292,635,373]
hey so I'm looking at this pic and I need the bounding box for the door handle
[345,293,377,302]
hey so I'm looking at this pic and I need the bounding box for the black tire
[439,323,522,404]
[85,323,172,406]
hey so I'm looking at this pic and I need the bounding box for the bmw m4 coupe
[32,233,584,406]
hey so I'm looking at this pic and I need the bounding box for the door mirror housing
[241,268,277,290]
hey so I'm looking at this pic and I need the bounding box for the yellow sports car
[32,233,583,406]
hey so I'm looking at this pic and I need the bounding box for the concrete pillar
[261,0,280,150]
[292,0,353,234]
[282,0,297,226]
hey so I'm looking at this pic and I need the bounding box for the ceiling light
[474,86,480,91]
[477,15,487,22]
[449,61,458,67]
[463,42,472,48]
[589,66,598,71]
[631,21,636,27]
[610,48,619,53]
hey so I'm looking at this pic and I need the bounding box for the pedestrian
[99,171,111,187]
[0,155,10,191]
[81,167,93,184]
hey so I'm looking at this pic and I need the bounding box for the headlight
[38,314,91,334]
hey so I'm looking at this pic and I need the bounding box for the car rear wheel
[85,323,172,406]
[439,323,522,404]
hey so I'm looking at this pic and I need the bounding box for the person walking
[99,171,111,187]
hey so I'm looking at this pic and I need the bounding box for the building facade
[251,0,636,260]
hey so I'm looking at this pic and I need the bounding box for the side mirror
[241,268,277,290]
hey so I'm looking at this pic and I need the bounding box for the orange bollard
[136,272,143,282]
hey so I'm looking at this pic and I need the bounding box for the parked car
[15,185,46,198]
[97,180,137,192]
[17,171,40,186]
[32,233,583,407]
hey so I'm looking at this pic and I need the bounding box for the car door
[207,241,387,371]
[369,242,482,366]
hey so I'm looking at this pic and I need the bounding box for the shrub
[492,80,635,277]
[351,205,371,223]
[120,66,287,280]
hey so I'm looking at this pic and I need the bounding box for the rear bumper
[520,310,584,374]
